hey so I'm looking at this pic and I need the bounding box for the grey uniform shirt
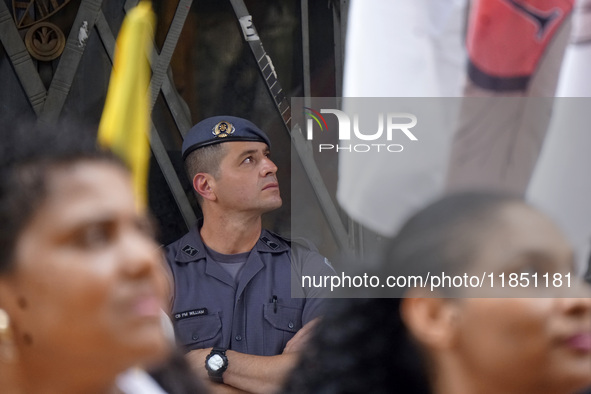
[165,224,336,356]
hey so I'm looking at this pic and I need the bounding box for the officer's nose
[261,156,278,177]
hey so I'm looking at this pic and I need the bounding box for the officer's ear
[193,173,217,202]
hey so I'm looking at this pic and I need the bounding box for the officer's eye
[243,156,254,164]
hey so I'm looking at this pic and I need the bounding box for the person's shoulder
[260,229,320,253]
[164,229,193,254]
[164,224,205,264]
[290,236,321,253]
[264,230,335,269]
[165,222,202,248]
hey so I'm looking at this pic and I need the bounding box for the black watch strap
[209,374,224,384]
[206,347,228,383]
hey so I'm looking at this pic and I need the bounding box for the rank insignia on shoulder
[261,236,279,250]
[212,121,235,138]
[182,244,198,257]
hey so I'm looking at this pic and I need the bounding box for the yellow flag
[98,1,155,210]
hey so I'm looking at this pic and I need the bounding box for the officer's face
[0,161,170,375]
[212,141,282,214]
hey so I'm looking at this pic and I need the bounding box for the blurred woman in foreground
[0,122,203,393]
[282,192,591,394]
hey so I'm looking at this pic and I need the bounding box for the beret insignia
[212,121,235,139]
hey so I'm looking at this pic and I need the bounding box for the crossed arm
[186,318,319,394]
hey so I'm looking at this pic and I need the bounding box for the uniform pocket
[262,304,303,354]
[175,313,222,351]
[263,304,303,333]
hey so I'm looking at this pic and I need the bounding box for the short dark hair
[0,120,123,272]
[183,143,226,204]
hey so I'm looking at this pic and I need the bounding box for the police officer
[165,116,335,393]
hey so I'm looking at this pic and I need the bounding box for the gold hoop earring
[0,309,16,362]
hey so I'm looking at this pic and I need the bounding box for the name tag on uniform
[174,308,208,320]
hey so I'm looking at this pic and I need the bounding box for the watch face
[207,354,224,371]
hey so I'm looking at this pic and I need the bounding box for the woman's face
[0,161,170,373]
[453,204,591,393]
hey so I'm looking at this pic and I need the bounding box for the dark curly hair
[282,297,429,394]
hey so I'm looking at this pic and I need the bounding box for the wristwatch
[205,347,228,383]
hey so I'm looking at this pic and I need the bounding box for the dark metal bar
[161,73,193,137]
[228,0,352,253]
[96,4,197,230]
[331,0,347,97]
[300,0,311,98]
[0,1,46,115]
[39,0,104,123]
[148,120,197,229]
[147,0,193,112]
